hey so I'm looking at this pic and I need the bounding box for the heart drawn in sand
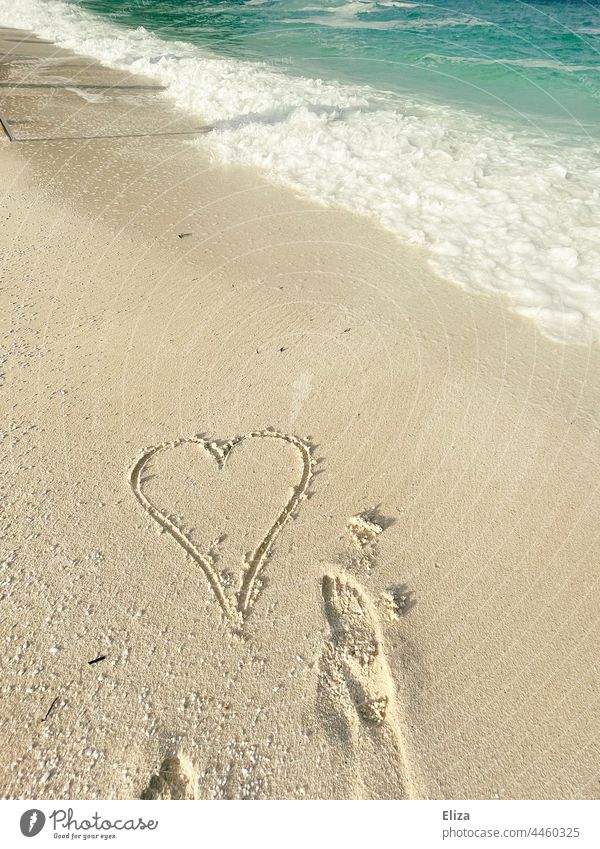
[129,429,313,627]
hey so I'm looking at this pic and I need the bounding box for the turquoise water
[75,0,600,134]
[2,0,599,343]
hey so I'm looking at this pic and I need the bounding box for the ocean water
[1,0,600,343]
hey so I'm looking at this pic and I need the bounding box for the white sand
[1,27,599,800]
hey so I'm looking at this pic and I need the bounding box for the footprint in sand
[347,513,384,550]
[140,755,197,800]
[318,572,419,798]
[321,573,392,725]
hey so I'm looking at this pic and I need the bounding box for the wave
[1,0,599,345]
[293,3,492,31]
[421,54,600,73]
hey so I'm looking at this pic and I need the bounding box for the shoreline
[2,1,599,345]
[1,27,599,800]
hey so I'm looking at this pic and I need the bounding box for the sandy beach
[1,26,599,800]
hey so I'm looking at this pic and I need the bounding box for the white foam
[65,86,106,103]
[294,2,491,31]
[1,0,599,345]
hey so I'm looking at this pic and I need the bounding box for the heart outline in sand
[129,429,313,627]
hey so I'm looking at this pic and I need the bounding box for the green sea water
[74,0,600,135]
[2,0,599,343]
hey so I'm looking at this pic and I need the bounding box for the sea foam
[1,0,599,344]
